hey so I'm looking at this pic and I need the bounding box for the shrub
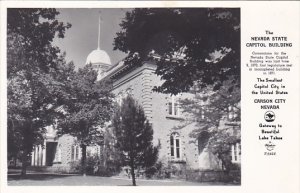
[69,160,81,173]
[145,166,157,178]
[68,153,123,176]
[144,161,173,179]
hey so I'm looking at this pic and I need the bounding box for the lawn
[7,173,231,186]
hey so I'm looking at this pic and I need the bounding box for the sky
[53,8,129,69]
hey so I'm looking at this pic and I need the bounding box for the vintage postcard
[0,1,299,193]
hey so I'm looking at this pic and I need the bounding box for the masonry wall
[111,61,220,170]
[40,61,225,172]
[39,61,226,172]
[56,135,76,165]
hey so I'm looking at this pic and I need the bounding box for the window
[170,133,181,159]
[168,95,180,116]
[231,142,241,163]
[71,145,81,161]
[170,135,174,156]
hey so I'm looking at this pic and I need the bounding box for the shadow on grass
[8,173,79,181]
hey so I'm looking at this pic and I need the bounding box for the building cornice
[109,61,157,90]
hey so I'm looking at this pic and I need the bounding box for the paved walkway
[7,173,231,186]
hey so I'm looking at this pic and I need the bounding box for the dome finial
[97,11,101,50]
[85,10,111,67]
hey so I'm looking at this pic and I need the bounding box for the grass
[7,173,232,186]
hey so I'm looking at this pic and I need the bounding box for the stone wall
[56,135,76,165]
[40,61,231,173]
[110,61,221,171]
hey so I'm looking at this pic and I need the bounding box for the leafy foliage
[180,79,240,171]
[7,8,71,176]
[57,64,114,175]
[209,127,240,172]
[114,8,240,94]
[7,8,71,77]
[112,96,158,185]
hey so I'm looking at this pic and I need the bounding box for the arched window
[170,133,181,159]
[71,144,81,161]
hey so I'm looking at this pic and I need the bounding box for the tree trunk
[14,157,17,167]
[21,152,28,177]
[81,144,87,176]
[130,160,136,186]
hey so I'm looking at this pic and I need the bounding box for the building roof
[85,48,112,65]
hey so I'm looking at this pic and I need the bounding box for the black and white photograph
[6,7,241,186]
[1,1,300,193]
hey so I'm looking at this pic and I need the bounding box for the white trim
[42,141,46,166]
[38,145,42,166]
[31,148,35,166]
[34,145,38,166]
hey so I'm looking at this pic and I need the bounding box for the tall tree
[112,96,158,186]
[7,8,71,176]
[100,127,124,173]
[114,8,240,95]
[57,64,114,176]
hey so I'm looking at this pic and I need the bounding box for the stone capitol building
[29,17,241,175]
